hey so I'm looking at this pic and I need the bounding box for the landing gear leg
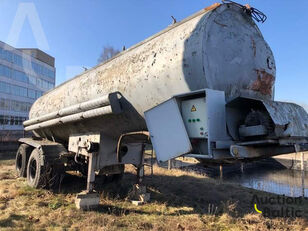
[136,165,144,185]
[75,152,99,210]
[130,144,150,205]
[87,152,97,192]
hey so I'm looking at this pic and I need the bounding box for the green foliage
[48,198,63,210]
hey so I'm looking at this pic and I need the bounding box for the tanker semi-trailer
[15,2,308,207]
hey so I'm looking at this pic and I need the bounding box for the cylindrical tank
[29,3,276,141]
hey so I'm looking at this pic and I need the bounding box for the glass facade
[0,47,55,80]
[0,41,55,135]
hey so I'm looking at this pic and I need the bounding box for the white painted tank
[28,3,276,141]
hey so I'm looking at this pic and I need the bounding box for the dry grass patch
[0,159,306,230]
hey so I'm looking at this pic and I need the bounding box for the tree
[97,46,120,63]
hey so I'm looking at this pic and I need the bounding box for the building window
[0,48,55,80]
[1,49,13,63]
[31,61,55,80]
[28,89,36,99]
[0,98,10,110]
[10,85,27,97]
[48,82,54,90]
[0,81,10,94]
[0,98,31,112]
[0,115,27,126]
[12,69,28,83]
[36,90,42,98]
[29,75,36,85]
[13,53,22,67]
[0,115,8,125]
[0,81,45,100]
[0,65,12,78]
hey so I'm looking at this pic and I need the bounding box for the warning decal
[191,105,196,112]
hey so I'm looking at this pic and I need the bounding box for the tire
[111,172,124,183]
[15,144,32,177]
[27,148,47,188]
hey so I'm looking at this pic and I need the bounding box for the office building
[0,41,55,144]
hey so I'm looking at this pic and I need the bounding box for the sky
[0,0,307,110]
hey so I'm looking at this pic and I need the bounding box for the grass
[0,158,307,231]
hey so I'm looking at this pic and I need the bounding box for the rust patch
[250,69,275,95]
[204,3,221,11]
[244,4,251,10]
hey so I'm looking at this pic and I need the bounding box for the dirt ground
[0,158,307,231]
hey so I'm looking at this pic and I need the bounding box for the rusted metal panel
[226,96,308,141]
[28,3,275,142]
[230,144,296,159]
[204,3,221,11]
[262,101,308,138]
[250,69,275,95]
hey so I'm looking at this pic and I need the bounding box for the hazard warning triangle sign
[191,105,196,112]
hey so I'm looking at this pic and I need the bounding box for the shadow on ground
[57,166,308,220]
[0,214,26,228]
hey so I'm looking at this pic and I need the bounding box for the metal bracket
[116,131,150,162]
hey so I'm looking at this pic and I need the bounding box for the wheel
[108,164,124,183]
[27,148,47,188]
[15,144,32,177]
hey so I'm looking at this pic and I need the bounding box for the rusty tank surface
[27,3,275,142]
